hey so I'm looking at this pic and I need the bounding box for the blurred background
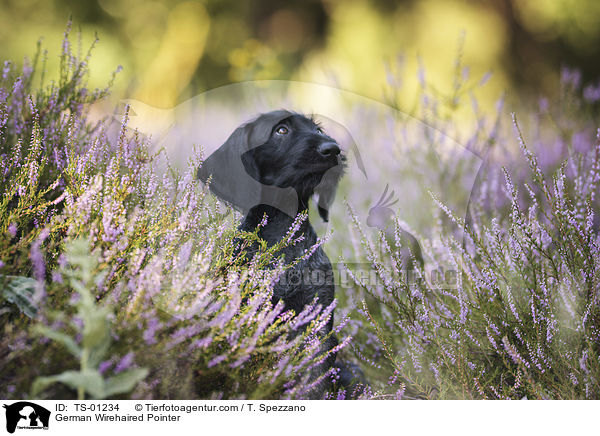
[2,0,600,112]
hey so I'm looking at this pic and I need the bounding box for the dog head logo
[3,402,50,433]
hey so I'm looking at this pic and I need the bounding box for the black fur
[198,111,353,398]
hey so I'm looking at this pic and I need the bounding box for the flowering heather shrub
[344,70,600,399]
[0,28,346,400]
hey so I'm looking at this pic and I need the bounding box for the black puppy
[198,110,351,398]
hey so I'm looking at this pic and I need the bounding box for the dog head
[198,110,345,221]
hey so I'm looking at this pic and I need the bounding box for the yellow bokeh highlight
[133,1,210,108]
[1,0,599,117]
[295,0,508,127]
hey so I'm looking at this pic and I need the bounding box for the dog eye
[275,125,289,135]
[317,127,324,134]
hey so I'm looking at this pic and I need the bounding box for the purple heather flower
[579,350,589,374]
[395,385,406,400]
[207,354,227,368]
[143,317,162,345]
[192,336,213,349]
[2,60,10,80]
[115,352,135,374]
[583,83,600,102]
[98,360,114,375]
[570,373,579,386]
[561,67,581,89]
[51,271,63,283]
[71,317,84,331]
[177,240,193,272]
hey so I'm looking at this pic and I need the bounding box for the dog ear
[240,147,260,181]
[197,110,294,214]
[314,162,344,222]
[197,124,262,213]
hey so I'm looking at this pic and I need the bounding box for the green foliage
[0,275,39,318]
[31,237,148,399]
[1,31,342,400]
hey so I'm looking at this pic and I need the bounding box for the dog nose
[317,142,341,157]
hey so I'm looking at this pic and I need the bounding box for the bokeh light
[1,0,600,112]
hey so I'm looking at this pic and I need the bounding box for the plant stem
[79,346,89,400]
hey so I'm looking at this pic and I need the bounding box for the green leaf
[81,306,112,349]
[33,325,82,358]
[31,369,105,399]
[104,368,149,398]
[87,329,112,368]
[0,274,39,318]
